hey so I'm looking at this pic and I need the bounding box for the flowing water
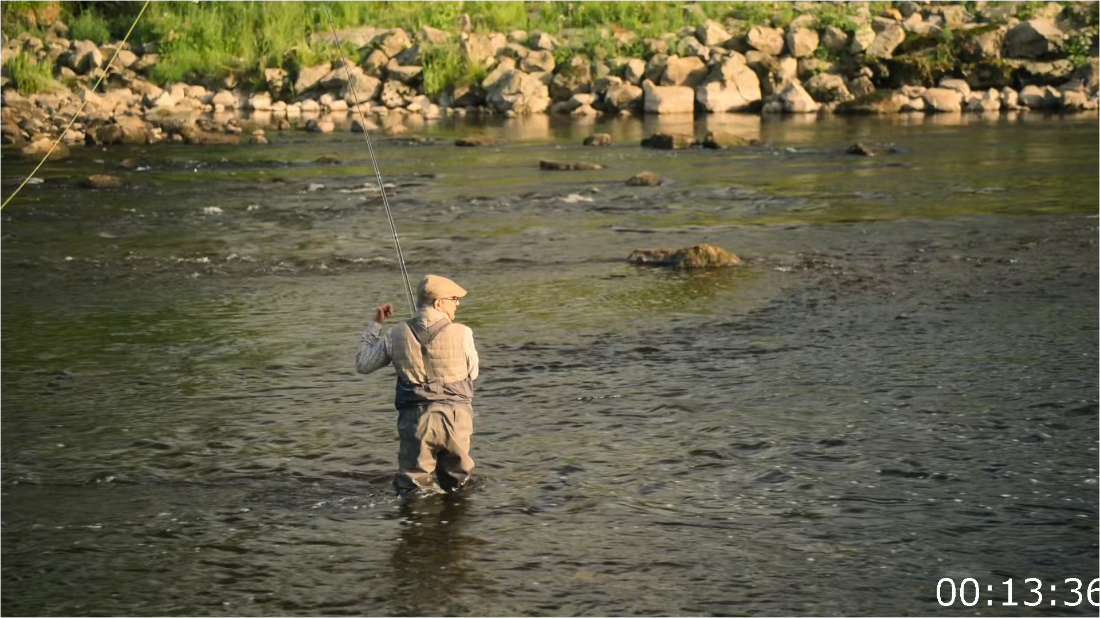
[2,112,1097,616]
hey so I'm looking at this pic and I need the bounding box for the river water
[2,112,1097,616]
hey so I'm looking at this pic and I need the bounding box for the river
[2,111,1097,616]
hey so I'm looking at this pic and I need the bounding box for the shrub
[70,9,112,44]
[7,51,59,94]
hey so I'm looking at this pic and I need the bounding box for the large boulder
[68,40,103,74]
[605,81,644,112]
[628,244,742,269]
[643,80,695,114]
[521,49,555,73]
[294,63,331,93]
[866,24,906,58]
[486,69,551,114]
[965,88,1002,112]
[921,87,964,112]
[747,26,785,56]
[1004,19,1064,59]
[695,56,762,112]
[460,32,507,68]
[775,80,820,113]
[701,130,748,149]
[696,20,731,47]
[370,28,411,59]
[786,27,819,58]
[550,55,593,101]
[660,55,708,88]
[803,73,853,103]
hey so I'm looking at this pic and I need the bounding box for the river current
[2,112,1097,616]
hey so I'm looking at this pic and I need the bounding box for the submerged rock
[628,243,742,268]
[83,174,123,189]
[583,133,612,146]
[626,171,661,186]
[641,132,695,150]
[846,143,898,156]
[455,136,494,147]
[539,160,603,171]
[21,137,70,161]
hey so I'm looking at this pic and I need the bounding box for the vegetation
[421,42,486,97]
[6,51,60,94]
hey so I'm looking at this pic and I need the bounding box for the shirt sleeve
[355,321,391,375]
[465,326,480,381]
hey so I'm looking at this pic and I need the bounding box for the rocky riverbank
[2,1,1097,159]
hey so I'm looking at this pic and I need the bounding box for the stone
[528,32,556,51]
[747,26,785,56]
[643,81,695,114]
[786,27,820,58]
[922,87,964,112]
[264,67,287,94]
[84,174,123,188]
[249,131,268,145]
[835,90,908,114]
[419,25,451,45]
[626,171,662,186]
[628,244,741,269]
[623,58,647,85]
[804,73,853,103]
[305,119,335,133]
[583,133,612,146]
[455,136,494,147]
[695,56,762,112]
[461,32,507,68]
[387,65,423,84]
[820,26,849,54]
[485,69,551,114]
[850,26,877,54]
[521,49,555,73]
[351,117,379,133]
[550,55,593,101]
[299,99,321,113]
[641,133,695,150]
[381,80,414,108]
[145,90,177,110]
[21,137,69,161]
[1004,19,1064,59]
[247,92,272,111]
[295,63,331,93]
[605,82,644,112]
[539,160,603,171]
[867,24,906,58]
[846,143,897,156]
[660,55,708,87]
[702,130,748,149]
[939,78,971,98]
[68,40,103,74]
[362,49,389,76]
[965,88,1002,112]
[691,21,726,48]
[776,80,820,113]
[371,28,412,59]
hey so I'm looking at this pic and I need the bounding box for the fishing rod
[1,1,151,211]
[320,0,417,317]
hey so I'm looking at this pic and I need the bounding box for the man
[356,274,480,494]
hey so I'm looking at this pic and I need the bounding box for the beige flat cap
[417,274,467,305]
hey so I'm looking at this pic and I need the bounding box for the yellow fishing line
[1,0,151,211]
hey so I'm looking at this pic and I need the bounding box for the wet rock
[626,171,661,186]
[702,130,748,149]
[583,133,612,146]
[643,80,695,114]
[179,124,240,145]
[605,82,644,112]
[455,136,494,147]
[846,143,897,156]
[836,90,908,114]
[641,132,695,150]
[21,137,69,161]
[249,130,268,145]
[83,174,123,189]
[305,119,335,133]
[351,117,379,133]
[120,158,140,170]
[773,80,820,113]
[539,160,603,171]
[628,244,742,268]
[922,87,964,112]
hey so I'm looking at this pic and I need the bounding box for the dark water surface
[2,113,1098,616]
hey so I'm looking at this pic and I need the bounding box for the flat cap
[417,274,467,305]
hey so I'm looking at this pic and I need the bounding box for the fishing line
[1,0,151,211]
[320,0,417,316]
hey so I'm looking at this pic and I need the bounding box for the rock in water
[628,244,742,268]
[539,160,603,170]
[583,133,612,146]
[83,174,123,189]
[626,171,662,186]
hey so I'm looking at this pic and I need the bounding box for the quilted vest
[390,310,473,408]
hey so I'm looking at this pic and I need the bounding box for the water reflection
[388,493,485,616]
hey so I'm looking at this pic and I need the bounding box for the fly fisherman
[356,275,480,494]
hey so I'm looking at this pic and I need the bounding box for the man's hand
[374,303,394,324]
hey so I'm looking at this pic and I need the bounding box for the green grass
[70,9,111,44]
[7,51,61,94]
[421,42,486,96]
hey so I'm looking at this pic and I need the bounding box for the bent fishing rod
[321,0,417,316]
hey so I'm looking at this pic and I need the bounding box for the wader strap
[405,318,452,381]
